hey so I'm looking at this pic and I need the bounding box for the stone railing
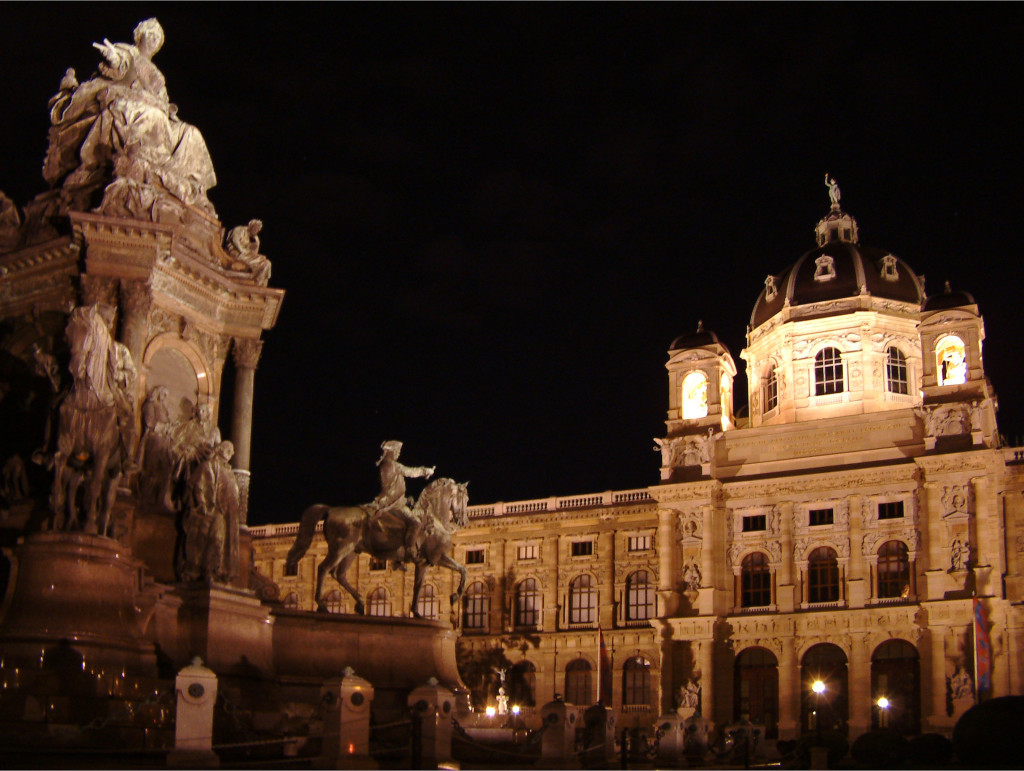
[249,486,655,538]
[466,488,654,520]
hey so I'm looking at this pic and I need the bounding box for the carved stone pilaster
[79,274,117,306]
[119,279,152,365]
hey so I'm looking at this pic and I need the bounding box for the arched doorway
[871,639,920,733]
[734,646,779,737]
[801,643,848,733]
[509,660,537,707]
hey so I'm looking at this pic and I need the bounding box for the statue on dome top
[825,173,841,208]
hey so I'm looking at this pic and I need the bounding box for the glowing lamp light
[485,706,496,718]
[511,704,521,716]
[877,697,889,709]
[812,680,826,695]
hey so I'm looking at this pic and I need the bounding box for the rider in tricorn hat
[372,440,434,563]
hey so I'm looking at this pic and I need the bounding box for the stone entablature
[0,236,79,317]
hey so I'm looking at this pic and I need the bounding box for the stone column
[230,338,263,526]
[118,279,151,367]
[778,635,800,740]
[847,634,871,737]
[777,501,796,612]
[658,507,680,616]
[697,638,715,724]
[925,627,948,730]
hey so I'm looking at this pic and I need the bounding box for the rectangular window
[809,508,834,527]
[628,535,653,552]
[742,514,766,532]
[369,557,387,571]
[465,549,485,564]
[878,501,905,520]
[517,544,538,561]
[571,541,594,557]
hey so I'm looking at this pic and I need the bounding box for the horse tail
[285,504,329,573]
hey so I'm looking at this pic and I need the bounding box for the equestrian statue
[285,441,469,617]
[48,304,136,537]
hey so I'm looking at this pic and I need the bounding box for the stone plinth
[271,610,465,716]
[539,697,580,769]
[408,678,457,770]
[167,658,219,768]
[655,713,689,765]
[318,668,377,770]
[0,532,156,674]
[172,583,273,674]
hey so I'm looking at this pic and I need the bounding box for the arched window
[622,657,652,706]
[569,574,597,626]
[283,592,300,610]
[734,647,779,738]
[814,347,844,395]
[763,367,779,413]
[323,589,343,614]
[877,541,910,599]
[367,587,390,617]
[801,643,848,733]
[509,661,536,707]
[808,547,839,603]
[741,552,772,608]
[415,583,439,620]
[625,570,655,621]
[463,581,487,631]
[515,578,540,628]
[682,371,709,419]
[565,658,593,705]
[936,335,967,385]
[886,347,909,394]
[871,640,920,734]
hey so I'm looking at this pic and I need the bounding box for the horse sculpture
[285,478,469,617]
[50,305,134,536]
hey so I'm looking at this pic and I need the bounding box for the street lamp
[876,696,889,728]
[811,680,826,743]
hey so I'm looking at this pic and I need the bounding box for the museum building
[251,193,1024,741]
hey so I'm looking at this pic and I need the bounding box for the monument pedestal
[173,583,274,674]
[0,532,156,674]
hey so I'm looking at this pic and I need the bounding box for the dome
[923,281,976,311]
[670,320,725,351]
[750,199,925,329]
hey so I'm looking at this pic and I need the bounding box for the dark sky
[4,5,1024,526]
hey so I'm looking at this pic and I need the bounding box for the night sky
[3,5,1023,526]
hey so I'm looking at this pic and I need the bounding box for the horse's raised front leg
[330,551,363,614]
[438,555,467,607]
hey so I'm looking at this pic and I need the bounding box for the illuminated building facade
[251,192,1024,741]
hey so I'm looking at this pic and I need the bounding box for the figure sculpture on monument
[224,219,272,286]
[372,440,435,563]
[136,385,175,508]
[178,440,240,582]
[42,18,217,220]
[49,305,135,536]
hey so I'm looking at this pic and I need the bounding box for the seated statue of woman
[44,18,217,219]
